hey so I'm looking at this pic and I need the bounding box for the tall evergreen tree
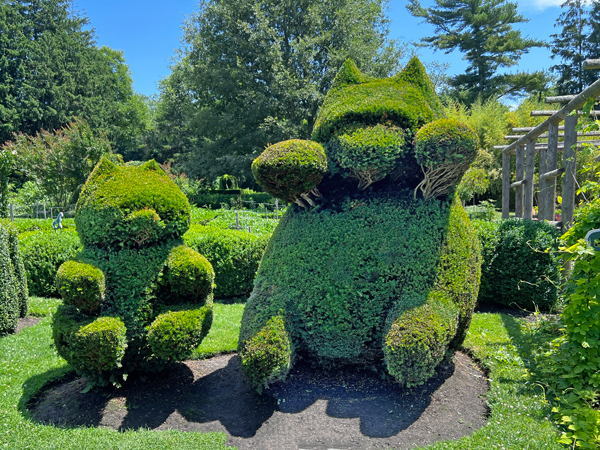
[549,0,594,95]
[0,0,148,157]
[159,0,405,183]
[406,0,547,103]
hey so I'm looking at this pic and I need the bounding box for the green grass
[193,302,245,359]
[190,206,283,237]
[1,298,566,449]
[26,297,62,317]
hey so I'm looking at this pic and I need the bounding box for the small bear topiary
[238,57,481,391]
[0,220,28,335]
[52,158,214,386]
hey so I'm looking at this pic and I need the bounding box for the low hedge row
[18,229,82,297]
[473,219,561,311]
[184,225,270,298]
[16,222,270,300]
[190,191,274,209]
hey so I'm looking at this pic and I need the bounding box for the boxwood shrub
[18,229,81,297]
[0,221,28,334]
[184,225,270,298]
[473,219,561,311]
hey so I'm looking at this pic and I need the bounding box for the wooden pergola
[496,59,600,233]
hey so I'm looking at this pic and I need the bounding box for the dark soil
[30,351,488,450]
[15,317,41,334]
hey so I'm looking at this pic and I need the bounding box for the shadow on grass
[23,353,466,439]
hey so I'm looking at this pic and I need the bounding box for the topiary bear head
[75,157,191,247]
[253,57,478,203]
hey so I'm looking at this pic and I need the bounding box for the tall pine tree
[406,0,547,103]
[550,0,595,95]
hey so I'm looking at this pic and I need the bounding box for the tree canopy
[156,0,405,184]
[0,0,149,157]
[406,0,547,103]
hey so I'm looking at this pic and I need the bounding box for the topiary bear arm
[413,119,478,199]
[252,139,328,208]
[56,260,106,316]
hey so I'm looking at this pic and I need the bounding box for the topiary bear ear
[140,159,163,173]
[85,155,117,185]
[330,59,372,92]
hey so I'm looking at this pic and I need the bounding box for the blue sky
[75,0,566,98]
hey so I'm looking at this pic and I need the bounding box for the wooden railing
[497,59,600,232]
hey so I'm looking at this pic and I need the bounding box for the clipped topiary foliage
[52,157,214,387]
[239,57,482,391]
[252,139,328,207]
[0,221,28,335]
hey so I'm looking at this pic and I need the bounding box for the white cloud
[526,0,564,10]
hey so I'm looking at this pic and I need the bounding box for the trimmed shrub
[76,158,191,247]
[158,245,215,304]
[19,229,81,297]
[53,304,127,384]
[55,261,105,315]
[473,219,561,311]
[252,139,328,204]
[52,158,214,386]
[328,125,405,189]
[0,221,29,334]
[239,314,292,392]
[147,303,213,362]
[184,225,270,298]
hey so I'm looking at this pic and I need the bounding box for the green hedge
[190,191,275,209]
[0,221,28,334]
[184,225,270,298]
[473,219,561,311]
[18,229,81,297]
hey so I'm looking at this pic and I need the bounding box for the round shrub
[76,157,191,247]
[328,125,405,189]
[147,303,213,362]
[55,260,105,315]
[184,225,270,298]
[239,315,292,393]
[53,304,127,384]
[415,119,478,169]
[251,139,327,203]
[159,245,215,304]
[473,219,561,311]
[19,229,81,297]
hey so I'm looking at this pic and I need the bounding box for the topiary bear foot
[238,315,293,393]
[383,292,459,388]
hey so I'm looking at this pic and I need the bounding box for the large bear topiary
[238,57,482,391]
[52,159,214,387]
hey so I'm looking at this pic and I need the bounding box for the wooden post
[236,211,240,230]
[538,148,547,220]
[545,122,559,221]
[562,114,578,231]
[275,199,279,219]
[9,204,13,222]
[43,203,47,219]
[524,139,536,220]
[515,144,525,218]
[265,205,268,220]
[35,202,39,219]
[502,152,511,219]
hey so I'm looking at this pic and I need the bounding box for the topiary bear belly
[251,192,453,366]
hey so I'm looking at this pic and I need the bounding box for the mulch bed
[15,317,41,334]
[30,351,488,450]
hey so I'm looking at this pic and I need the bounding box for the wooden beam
[504,131,600,140]
[545,122,560,222]
[512,126,565,132]
[562,114,578,232]
[502,76,600,155]
[510,179,526,188]
[531,110,587,116]
[583,59,600,70]
[515,144,524,218]
[502,152,510,219]
[494,140,600,152]
[523,139,536,220]
[540,167,565,180]
[546,95,600,103]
